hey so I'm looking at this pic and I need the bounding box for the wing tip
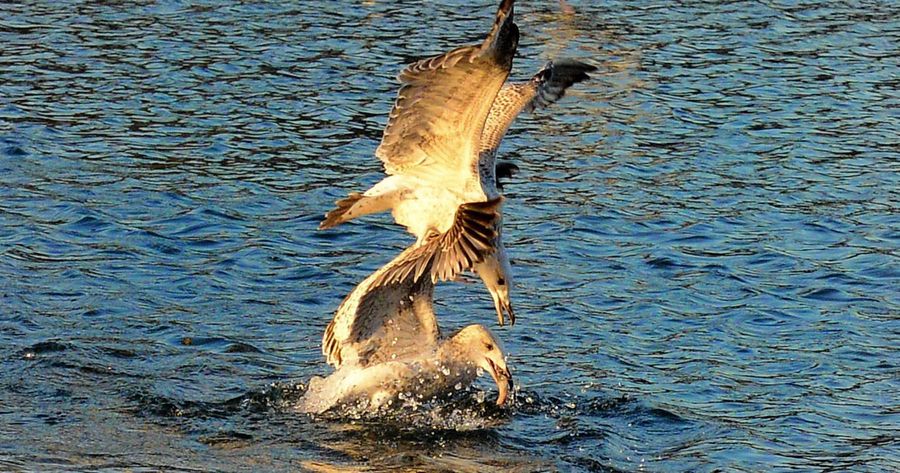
[536,59,599,84]
[322,320,341,367]
[527,59,598,112]
[481,0,518,59]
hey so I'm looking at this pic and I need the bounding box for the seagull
[318,0,596,327]
[298,244,513,415]
[319,0,518,326]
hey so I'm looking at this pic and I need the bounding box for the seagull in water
[318,0,596,327]
[298,244,513,415]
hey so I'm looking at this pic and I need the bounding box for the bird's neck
[437,340,481,385]
[477,150,501,198]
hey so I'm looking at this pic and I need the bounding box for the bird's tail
[319,193,364,230]
[319,191,396,230]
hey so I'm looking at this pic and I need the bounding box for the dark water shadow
[123,381,695,472]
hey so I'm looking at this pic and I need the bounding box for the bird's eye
[485,343,494,351]
[497,278,506,286]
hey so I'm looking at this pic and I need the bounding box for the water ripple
[1,0,898,472]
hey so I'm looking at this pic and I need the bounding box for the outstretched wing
[372,197,503,288]
[480,59,597,156]
[321,196,502,369]
[376,0,519,180]
[322,246,440,369]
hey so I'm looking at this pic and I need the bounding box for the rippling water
[1,0,898,471]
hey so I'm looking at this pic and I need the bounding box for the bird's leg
[495,161,520,190]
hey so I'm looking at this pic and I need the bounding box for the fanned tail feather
[319,193,364,230]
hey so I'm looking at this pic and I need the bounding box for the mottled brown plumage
[318,2,596,327]
[305,242,512,414]
[480,59,598,158]
[318,1,520,327]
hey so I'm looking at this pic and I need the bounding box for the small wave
[18,340,69,360]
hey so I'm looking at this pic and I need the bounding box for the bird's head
[477,251,515,326]
[451,324,513,406]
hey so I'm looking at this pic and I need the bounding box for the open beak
[493,298,515,327]
[487,359,514,405]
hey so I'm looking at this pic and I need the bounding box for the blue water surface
[1,0,898,471]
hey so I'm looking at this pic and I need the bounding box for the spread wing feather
[480,59,597,157]
[371,197,503,288]
[375,0,519,178]
[322,247,440,369]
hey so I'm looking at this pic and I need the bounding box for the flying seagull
[298,244,513,414]
[319,0,595,327]
[319,0,519,326]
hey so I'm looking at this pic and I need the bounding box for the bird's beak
[494,298,515,327]
[505,301,516,326]
[487,358,513,405]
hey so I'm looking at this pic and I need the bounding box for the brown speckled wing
[370,197,503,289]
[480,59,597,156]
[375,0,518,177]
[322,247,440,369]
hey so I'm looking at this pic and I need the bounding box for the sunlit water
[1,1,897,471]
